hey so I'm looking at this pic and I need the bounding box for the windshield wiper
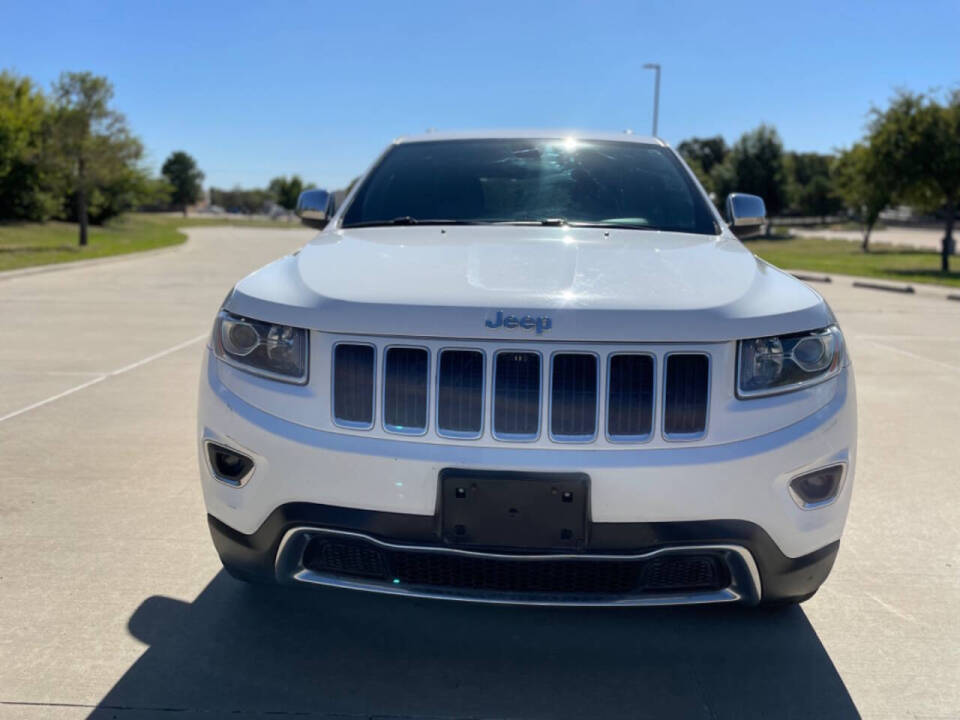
[489,219,673,232]
[342,218,679,233]
[343,217,492,228]
[567,221,669,232]
[491,218,569,227]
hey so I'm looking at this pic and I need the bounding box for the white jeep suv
[198,131,856,606]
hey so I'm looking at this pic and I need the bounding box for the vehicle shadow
[89,571,858,719]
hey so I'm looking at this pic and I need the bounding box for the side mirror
[296,189,334,230]
[725,193,767,239]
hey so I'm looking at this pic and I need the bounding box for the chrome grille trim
[606,353,656,443]
[382,345,430,436]
[549,352,600,443]
[331,342,376,430]
[663,352,711,441]
[492,351,542,442]
[436,348,485,439]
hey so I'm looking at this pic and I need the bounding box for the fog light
[206,443,254,486]
[789,464,844,508]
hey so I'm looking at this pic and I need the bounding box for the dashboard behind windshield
[341,138,718,234]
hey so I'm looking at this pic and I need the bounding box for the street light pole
[643,63,661,137]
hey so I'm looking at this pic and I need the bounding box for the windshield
[342,138,718,234]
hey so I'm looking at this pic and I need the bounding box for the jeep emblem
[485,310,552,334]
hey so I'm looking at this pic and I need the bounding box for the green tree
[707,160,738,210]
[49,71,144,245]
[716,125,788,216]
[0,71,57,220]
[832,144,893,252]
[783,152,843,219]
[210,186,273,214]
[161,151,204,216]
[135,176,175,211]
[268,174,313,210]
[677,135,728,195]
[84,163,164,224]
[869,90,960,272]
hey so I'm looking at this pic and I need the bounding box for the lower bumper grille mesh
[301,536,728,596]
[302,536,387,578]
[391,552,641,594]
[641,555,723,590]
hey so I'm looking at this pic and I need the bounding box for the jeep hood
[226,225,833,342]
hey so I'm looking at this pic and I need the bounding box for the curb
[785,269,960,302]
[0,239,188,283]
[851,280,915,294]
[791,273,832,284]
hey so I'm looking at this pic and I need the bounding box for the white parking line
[0,333,208,425]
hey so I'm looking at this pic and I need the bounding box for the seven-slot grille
[332,343,710,442]
[437,350,484,438]
[383,347,429,434]
[332,344,375,428]
[607,354,655,440]
[550,354,598,441]
[493,352,541,440]
[664,354,710,438]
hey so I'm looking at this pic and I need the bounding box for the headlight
[213,311,308,383]
[737,325,844,398]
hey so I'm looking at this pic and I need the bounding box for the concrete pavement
[1,227,958,719]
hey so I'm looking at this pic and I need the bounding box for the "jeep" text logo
[484,311,552,335]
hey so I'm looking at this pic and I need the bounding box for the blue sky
[3,0,957,190]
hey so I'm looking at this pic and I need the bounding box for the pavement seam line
[0,333,208,425]
[862,338,960,373]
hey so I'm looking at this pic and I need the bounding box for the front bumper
[199,350,855,604]
[208,507,839,605]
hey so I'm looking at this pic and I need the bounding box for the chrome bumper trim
[274,526,762,607]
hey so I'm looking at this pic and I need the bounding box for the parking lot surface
[1,227,958,719]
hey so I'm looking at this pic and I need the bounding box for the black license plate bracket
[439,469,589,550]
